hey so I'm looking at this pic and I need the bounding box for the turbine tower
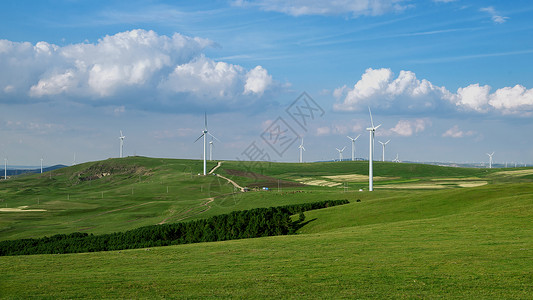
[347,134,361,161]
[209,138,214,161]
[336,147,346,162]
[195,112,218,176]
[119,130,126,158]
[40,158,43,174]
[487,152,495,169]
[378,140,390,162]
[366,107,381,191]
[298,138,306,163]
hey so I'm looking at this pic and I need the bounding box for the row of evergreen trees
[0,199,348,256]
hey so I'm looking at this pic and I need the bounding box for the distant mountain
[1,164,67,177]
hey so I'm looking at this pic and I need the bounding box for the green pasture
[0,157,532,298]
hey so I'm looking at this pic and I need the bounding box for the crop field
[0,157,532,298]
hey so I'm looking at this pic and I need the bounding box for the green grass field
[0,157,532,298]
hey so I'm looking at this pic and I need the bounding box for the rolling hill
[0,157,531,298]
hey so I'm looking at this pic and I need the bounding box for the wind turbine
[378,140,390,162]
[347,134,361,161]
[487,152,495,169]
[336,147,346,162]
[195,112,218,176]
[40,158,43,174]
[366,107,381,191]
[119,130,126,158]
[393,153,400,163]
[209,138,214,161]
[298,138,306,163]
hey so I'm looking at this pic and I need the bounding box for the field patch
[323,174,396,182]
[377,180,488,189]
[493,169,533,177]
[0,206,47,212]
[295,178,341,187]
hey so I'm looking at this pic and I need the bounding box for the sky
[1,0,533,167]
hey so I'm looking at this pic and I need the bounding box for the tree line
[0,199,348,256]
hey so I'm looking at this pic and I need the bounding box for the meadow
[0,157,531,298]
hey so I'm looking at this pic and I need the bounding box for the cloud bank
[0,29,277,111]
[334,68,533,116]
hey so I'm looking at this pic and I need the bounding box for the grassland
[0,157,532,298]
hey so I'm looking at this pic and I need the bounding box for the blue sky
[1,0,533,167]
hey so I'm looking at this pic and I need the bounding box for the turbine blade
[368,106,374,128]
[208,132,220,142]
[355,134,361,140]
[347,136,353,140]
[385,139,390,144]
[194,133,205,143]
[341,146,346,151]
[204,112,208,130]
[375,124,382,130]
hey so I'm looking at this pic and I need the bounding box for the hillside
[1,157,532,242]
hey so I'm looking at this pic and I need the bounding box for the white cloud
[379,119,430,137]
[480,6,508,24]
[244,66,272,96]
[316,126,331,136]
[315,121,363,136]
[234,0,410,17]
[334,68,533,116]
[333,68,451,113]
[488,85,533,114]
[0,29,276,111]
[452,83,490,112]
[442,125,475,138]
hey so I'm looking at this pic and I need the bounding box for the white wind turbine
[393,153,400,163]
[209,138,214,161]
[195,112,219,176]
[347,134,361,161]
[298,138,306,163]
[378,140,390,162]
[336,147,346,162]
[366,107,381,192]
[119,130,126,158]
[487,152,495,169]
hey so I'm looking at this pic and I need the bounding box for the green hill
[0,157,532,298]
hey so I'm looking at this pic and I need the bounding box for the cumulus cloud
[442,125,476,138]
[334,68,533,116]
[333,68,451,113]
[234,0,410,17]
[379,119,430,137]
[0,29,276,111]
[480,6,508,24]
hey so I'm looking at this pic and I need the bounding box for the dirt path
[209,161,245,191]
[208,161,223,174]
[216,174,245,192]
